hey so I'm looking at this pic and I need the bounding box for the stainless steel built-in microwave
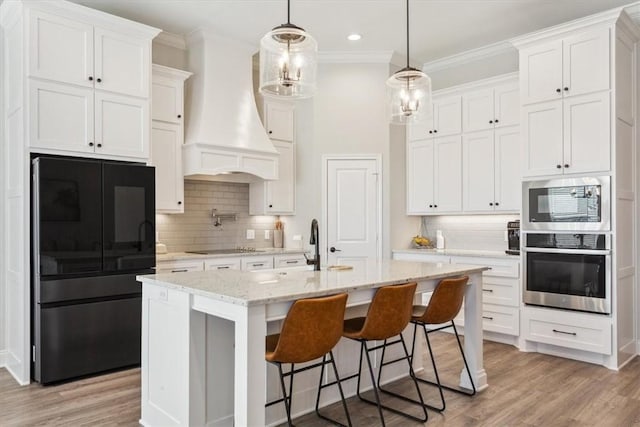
[522,176,610,232]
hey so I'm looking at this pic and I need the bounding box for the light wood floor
[1,333,639,426]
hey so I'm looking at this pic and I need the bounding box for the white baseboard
[207,414,233,427]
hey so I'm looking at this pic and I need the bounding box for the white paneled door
[325,157,381,268]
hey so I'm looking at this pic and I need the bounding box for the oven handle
[523,247,611,256]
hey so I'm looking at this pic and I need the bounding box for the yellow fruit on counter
[412,235,430,246]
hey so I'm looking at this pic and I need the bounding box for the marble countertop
[393,248,519,259]
[157,248,306,262]
[138,259,488,307]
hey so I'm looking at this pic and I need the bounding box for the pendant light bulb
[386,0,432,124]
[259,0,317,99]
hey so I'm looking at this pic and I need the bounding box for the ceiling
[71,0,638,63]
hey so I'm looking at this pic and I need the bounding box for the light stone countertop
[393,248,519,259]
[138,259,488,307]
[157,248,307,262]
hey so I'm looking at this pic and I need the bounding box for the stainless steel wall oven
[523,233,610,314]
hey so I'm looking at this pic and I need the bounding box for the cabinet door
[433,96,462,136]
[28,9,94,88]
[462,130,495,212]
[522,100,563,177]
[265,102,294,142]
[434,136,462,212]
[563,28,610,98]
[494,127,521,211]
[462,89,493,133]
[563,92,610,174]
[520,40,563,105]
[204,258,241,271]
[407,114,434,141]
[266,142,295,214]
[494,83,519,128]
[94,27,150,98]
[95,92,149,159]
[152,76,183,124]
[151,122,183,213]
[406,140,434,214]
[29,80,94,153]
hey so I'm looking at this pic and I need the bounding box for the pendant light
[386,0,432,124]
[259,0,317,99]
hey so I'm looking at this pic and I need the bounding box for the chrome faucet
[305,219,320,271]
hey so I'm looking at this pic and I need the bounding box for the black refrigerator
[31,156,155,384]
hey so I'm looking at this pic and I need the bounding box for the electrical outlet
[264,230,270,240]
[292,235,302,241]
[504,230,508,242]
[246,229,255,240]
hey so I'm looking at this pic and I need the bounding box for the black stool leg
[360,340,387,427]
[277,362,294,426]
[315,351,353,427]
[423,325,446,411]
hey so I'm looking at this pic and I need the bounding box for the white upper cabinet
[519,27,610,105]
[94,27,150,98]
[463,83,519,133]
[150,65,192,214]
[265,141,295,214]
[265,102,294,142]
[522,100,564,177]
[28,9,94,88]
[433,96,462,136]
[24,4,159,160]
[493,127,521,211]
[407,136,462,215]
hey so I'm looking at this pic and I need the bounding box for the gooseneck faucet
[306,219,321,271]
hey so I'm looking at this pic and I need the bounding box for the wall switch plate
[504,230,508,242]
[292,235,302,241]
[264,230,270,240]
[246,229,255,240]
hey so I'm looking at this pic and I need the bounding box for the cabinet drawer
[204,258,241,271]
[450,256,519,278]
[155,259,203,274]
[274,255,307,268]
[481,276,519,307]
[522,307,611,355]
[241,257,274,271]
[482,304,519,336]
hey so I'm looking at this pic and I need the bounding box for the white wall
[280,61,418,258]
[428,49,518,90]
[0,10,6,366]
[152,40,188,70]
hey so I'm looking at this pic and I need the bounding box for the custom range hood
[183,30,278,182]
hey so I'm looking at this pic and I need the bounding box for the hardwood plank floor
[0,334,638,426]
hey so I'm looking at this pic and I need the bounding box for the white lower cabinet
[521,306,612,355]
[157,253,307,274]
[155,259,204,274]
[482,304,520,336]
[204,258,241,271]
[241,256,274,271]
[273,254,307,268]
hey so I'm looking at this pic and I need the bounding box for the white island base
[138,260,488,426]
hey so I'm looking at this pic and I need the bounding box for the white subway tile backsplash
[421,214,518,252]
[156,180,278,253]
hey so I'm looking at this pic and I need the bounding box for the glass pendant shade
[386,66,432,124]
[259,24,318,99]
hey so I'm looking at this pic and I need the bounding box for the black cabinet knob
[556,164,562,169]
[489,120,493,124]
[495,202,499,206]
[429,130,433,134]
[564,164,570,168]
[268,204,273,208]
[88,142,94,147]
[97,78,102,83]
[564,87,569,91]
[494,119,499,123]
[429,204,433,208]
[434,204,438,208]
[556,88,561,93]
[177,114,182,118]
[97,143,102,148]
[178,201,182,205]
[433,130,438,133]
[489,202,493,206]
[88,76,93,81]
[268,130,273,134]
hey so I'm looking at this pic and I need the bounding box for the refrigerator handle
[32,159,41,299]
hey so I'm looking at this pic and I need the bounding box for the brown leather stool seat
[265,293,352,427]
[393,275,476,411]
[340,282,427,426]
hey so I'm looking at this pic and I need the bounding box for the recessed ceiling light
[347,34,362,41]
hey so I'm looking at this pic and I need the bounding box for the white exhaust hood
[183,30,278,182]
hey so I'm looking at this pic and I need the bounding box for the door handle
[330,247,341,253]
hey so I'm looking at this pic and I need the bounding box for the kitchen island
[137,259,489,426]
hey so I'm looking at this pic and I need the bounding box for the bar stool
[379,275,475,412]
[412,275,475,410]
[341,282,428,426]
[265,293,352,427]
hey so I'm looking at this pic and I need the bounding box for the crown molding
[318,51,396,64]
[154,31,187,50]
[624,1,640,23]
[421,41,515,74]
